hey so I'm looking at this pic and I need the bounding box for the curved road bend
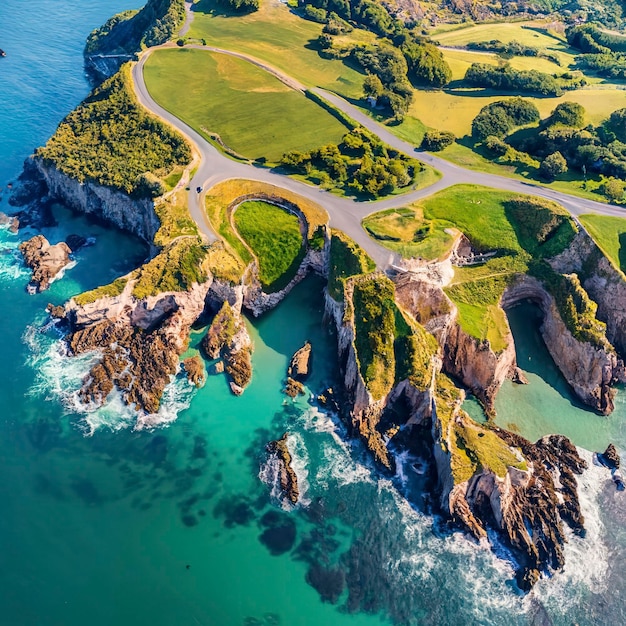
[132,41,626,267]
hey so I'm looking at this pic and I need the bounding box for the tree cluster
[421,130,455,151]
[36,65,191,198]
[465,63,586,97]
[281,127,419,198]
[467,39,560,65]
[472,98,540,140]
[217,0,260,13]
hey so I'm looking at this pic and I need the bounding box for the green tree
[549,102,586,128]
[540,151,568,181]
[363,73,384,99]
[602,177,626,202]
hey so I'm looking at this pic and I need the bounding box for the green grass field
[233,200,305,291]
[144,48,349,162]
[579,213,626,273]
[188,0,366,98]
[364,185,578,350]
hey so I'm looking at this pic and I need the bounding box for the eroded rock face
[266,433,299,505]
[65,279,212,414]
[182,355,205,387]
[202,302,253,395]
[394,271,516,414]
[502,275,625,414]
[19,234,72,292]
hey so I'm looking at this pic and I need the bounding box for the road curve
[132,36,626,268]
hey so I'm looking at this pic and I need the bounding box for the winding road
[131,5,626,268]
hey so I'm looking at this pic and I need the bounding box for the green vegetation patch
[327,230,376,301]
[435,374,526,484]
[579,213,626,273]
[351,276,397,401]
[132,237,208,299]
[86,0,185,55]
[36,64,191,197]
[73,278,128,307]
[143,48,349,162]
[394,306,439,390]
[365,185,578,349]
[233,201,305,292]
[188,0,366,98]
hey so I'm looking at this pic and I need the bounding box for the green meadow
[143,48,349,162]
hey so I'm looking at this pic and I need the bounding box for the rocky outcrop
[202,301,253,395]
[288,341,312,380]
[394,271,516,414]
[0,212,19,233]
[19,234,72,292]
[550,228,626,357]
[502,275,625,414]
[266,433,299,505]
[597,443,620,471]
[33,158,160,244]
[182,355,205,387]
[65,278,211,414]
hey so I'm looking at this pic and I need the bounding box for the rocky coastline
[266,433,300,506]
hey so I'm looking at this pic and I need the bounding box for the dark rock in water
[317,387,339,413]
[0,49,5,57]
[512,366,529,385]
[214,495,255,528]
[258,511,296,556]
[266,433,299,505]
[305,564,345,604]
[65,234,87,252]
[287,341,312,381]
[19,234,72,292]
[181,514,198,527]
[283,376,305,398]
[613,473,625,491]
[598,443,620,471]
[46,303,66,319]
[517,567,541,593]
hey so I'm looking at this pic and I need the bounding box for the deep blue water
[1,2,626,625]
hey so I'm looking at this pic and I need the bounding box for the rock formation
[266,433,299,505]
[597,443,620,471]
[0,212,19,233]
[19,234,72,292]
[284,341,312,397]
[202,301,253,395]
[65,278,211,414]
[182,355,205,387]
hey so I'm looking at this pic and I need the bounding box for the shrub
[421,130,455,151]
[540,151,568,180]
[465,63,569,97]
[484,135,509,156]
[549,102,586,128]
[602,177,626,202]
[471,98,540,140]
[402,41,452,88]
[303,5,327,22]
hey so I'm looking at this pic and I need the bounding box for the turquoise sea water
[1,2,626,624]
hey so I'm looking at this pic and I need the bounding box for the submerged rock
[65,233,87,252]
[266,433,299,506]
[0,211,19,233]
[19,234,72,292]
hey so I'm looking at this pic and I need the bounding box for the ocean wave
[25,318,196,434]
[0,226,29,281]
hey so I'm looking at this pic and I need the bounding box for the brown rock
[599,443,620,471]
[266,433,299,505]
[211,360,225,374]
[19,234,72,292]
[287,341,312,381]
[284,377,305,398]
[512,367,529,385]
[182,355,205,387]
[46,303,66,319]
[0,212,19,233]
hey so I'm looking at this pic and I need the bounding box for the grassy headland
[36,64,191,197]
[579,214,626,273]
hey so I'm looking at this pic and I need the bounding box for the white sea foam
[25,321,196,434]
[533,447,610,609]
[0,227,29,281]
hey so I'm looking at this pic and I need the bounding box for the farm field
[188,0,366,98]
[143,48,349,162]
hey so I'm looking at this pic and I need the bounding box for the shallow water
[1,1,626,624]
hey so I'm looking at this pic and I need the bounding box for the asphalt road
[132,36,626,269]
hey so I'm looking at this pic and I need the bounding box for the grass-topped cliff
[364,185,589,351]
[85,0,185,57]
[36,64,191,198]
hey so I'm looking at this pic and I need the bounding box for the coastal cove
[2,2,626,626]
